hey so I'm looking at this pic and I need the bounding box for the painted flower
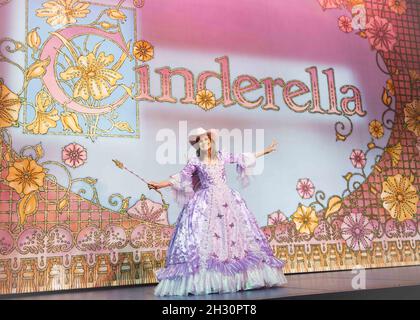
[195,89,216,111]
[385,143,402,166]
[341,212,374,251]
[292,204,319,235]
[62,143,87,168]
[346,0,365,8]
[268,210,287,225]
[381,174,418,222]
[25,58,50,81]
[369,120,384,139]
[6,158,46,195]
[106,8,126,22]
[27,28,41,52]
[36,0,90,26]
[98,21,117,30]
[296,178,315,199]
[318,0,346,10]
[350,149,366,168]
[133,40,154,62]
[18,191,39,225]
[388,0,407,15]
[365,16,397,52]
[404,99,420,137]
[60,52,123,101]
[338,16,353,33]
[0,82,21,128]
[61,111,82,133]
[26,91,60,134]
[386,79,395,96]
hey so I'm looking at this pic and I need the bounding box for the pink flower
[268,210,287,225]
[388,0,407,15]
[62,143,87,168]
[127,197,169,224]
[296,178,315,199]
[338,16,353,33]
[341,212,374,251]
[365,16,397,52]
[350,149,366,168]
[318,0,346,10]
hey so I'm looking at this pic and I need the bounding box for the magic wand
[112,159,168,208]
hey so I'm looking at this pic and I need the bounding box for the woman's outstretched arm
[148,180,172,190]
[255,139,278,158]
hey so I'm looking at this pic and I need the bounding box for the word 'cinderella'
[135,56,365,116]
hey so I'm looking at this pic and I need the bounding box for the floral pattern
[381,174,418,222]
[384,143,402,166]
[292,204,319,235]
[350,149,366,168]
[369,120,384,139]
[62,143,87,168]
[404,99,419,137]
[388,0,407,15]
[296,178,315,199]
[6,158,46,195]
[133,40,154,62]
[0,0,417,296]
[0,82,21,128]
[26,90,60,135]
[338,15,353,33]
[267,210,288,225]
[36,0,90,26]
[365,16,397,52]
[60,52,123,101]
[341,212,374,251]
[195,89,216,111]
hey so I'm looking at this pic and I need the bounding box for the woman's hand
[255,139,278,158]
[265,139,278,154]
[148,181,163,190]
[147,180,171,190]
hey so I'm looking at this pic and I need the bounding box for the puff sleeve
[169,158,197,206]
[222,150,257,187]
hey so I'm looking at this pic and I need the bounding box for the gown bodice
[194,154,228,189]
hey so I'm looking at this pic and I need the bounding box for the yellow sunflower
[196,89,216,111]
[133,40,154,62]
[0,82,21,128]
[292,204,319,235]
[381,174,418,222]
[60,52,123,101]
[404,99,420,137]
[369,120,384,139]
[36,0,90,26]
[6,158,46,195]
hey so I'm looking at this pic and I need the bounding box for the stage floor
[2,265,420,300]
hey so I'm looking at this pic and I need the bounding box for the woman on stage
[148,128,287,296]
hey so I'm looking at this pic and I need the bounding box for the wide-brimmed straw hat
[188,127,218,147]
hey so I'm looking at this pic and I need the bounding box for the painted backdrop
[0,0,419,294]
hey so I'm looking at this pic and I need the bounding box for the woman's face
[198,134,211,152]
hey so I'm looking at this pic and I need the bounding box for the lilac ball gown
[154,150,287,296]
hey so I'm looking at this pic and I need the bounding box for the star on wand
[112,159,168,208]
